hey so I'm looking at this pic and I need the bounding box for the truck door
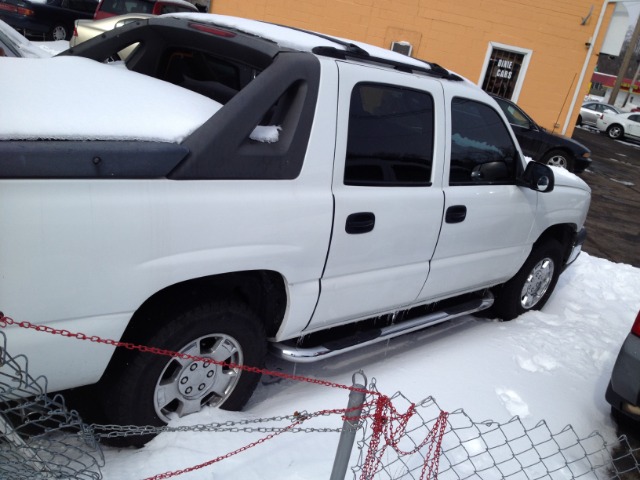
[310,62,446,329]
[417,93,538,302]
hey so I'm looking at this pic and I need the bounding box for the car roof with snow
[166,13,462,77]
[0,14,486,180]
[2,14,472,144]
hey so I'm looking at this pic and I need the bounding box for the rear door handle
[445,205,467,224]
[345,212,375,234]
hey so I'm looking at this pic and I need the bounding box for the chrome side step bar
[270,292,494,363]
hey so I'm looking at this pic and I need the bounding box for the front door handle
[345,212,375,234]
[445,205,467,224]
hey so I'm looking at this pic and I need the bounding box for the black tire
[576,115,582,126]
[541,149,573,171]
[607,124,624,140]
[49,24,69,41]
[493,240,563,321]
[611,406,640,433]
[99,300,266,447]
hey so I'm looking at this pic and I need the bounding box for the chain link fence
[0,331,104,479]
[351,386,640,480]
[2,320,640,479]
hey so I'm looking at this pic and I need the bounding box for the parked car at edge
[596,112,640,141]
[70,12,152,58]
[93,0,196,20]
[491,95,591,173]
[578,101,621,128]
[606,311,640,426]
[0,14,590,446]
[0,0,97,40]
[0,18,49,56]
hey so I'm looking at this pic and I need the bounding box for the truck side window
[344,83,434,186]
[450,97,518,186]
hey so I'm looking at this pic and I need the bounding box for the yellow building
[210,0,620,138]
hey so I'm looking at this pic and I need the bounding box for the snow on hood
[0,56,221,143]
[550,165,591,192]
[524,155,590,192]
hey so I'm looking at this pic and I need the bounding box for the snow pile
[101,253,640,479]
[249,125,281,143]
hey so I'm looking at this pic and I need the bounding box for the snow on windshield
[0,56,222,143]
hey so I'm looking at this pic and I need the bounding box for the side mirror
[520,161,554,192]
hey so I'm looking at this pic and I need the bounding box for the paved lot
[571,127,640,268]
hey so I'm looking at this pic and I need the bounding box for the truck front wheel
[494,240,563,321]
[100,300,266,446]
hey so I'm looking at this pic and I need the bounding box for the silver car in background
[69,13,153,59]
[578,101,621,127]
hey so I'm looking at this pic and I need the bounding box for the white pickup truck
[0,14,590,443]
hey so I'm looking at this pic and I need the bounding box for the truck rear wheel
[493,240,563,321]
[100,300,266,446]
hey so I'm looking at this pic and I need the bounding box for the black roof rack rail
[264,21,463,81]
[311,46,463,81]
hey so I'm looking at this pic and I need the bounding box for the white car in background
[0,19,57,57]
[596,112,640,141]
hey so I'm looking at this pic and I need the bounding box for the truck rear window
[345,83,434,187]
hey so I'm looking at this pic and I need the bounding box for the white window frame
[478,42,533,102]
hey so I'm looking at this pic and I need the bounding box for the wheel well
[541,148,570,160]
[608,123,624,131]
[533,224,576,264]
[114,270,287,349]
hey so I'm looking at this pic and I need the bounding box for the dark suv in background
[492,94,591,173]
[0,0,97,39]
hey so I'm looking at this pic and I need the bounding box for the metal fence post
[330,371,367,480]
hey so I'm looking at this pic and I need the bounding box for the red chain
[0,312,448,479]
[0,314,373,396]
[358,397,449,480]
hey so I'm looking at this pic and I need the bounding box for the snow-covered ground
[101,252,640,479]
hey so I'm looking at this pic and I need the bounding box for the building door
[480,43,532,101]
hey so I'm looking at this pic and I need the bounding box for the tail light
[0,3,34,15]
[631,311,640,337]
[73,25,77,38]
[188,23,236,37]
